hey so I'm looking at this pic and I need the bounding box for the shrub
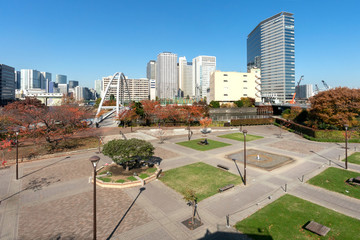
[116,179,125,183]
[97,177,111,182]
[127,176,137,181]
[275,118,316,137]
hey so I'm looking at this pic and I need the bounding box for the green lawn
[307,167,360,199]
[218,133,263,142]
[160,162,242,201]
[235,194,360,240]
[343,152,360,165]
[176,138,231,151]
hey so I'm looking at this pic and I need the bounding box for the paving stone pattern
[18,188,152,239]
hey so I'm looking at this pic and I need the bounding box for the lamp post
[243,129,248,185]
[89,156,100,240]
[344,124,348,170]
[15,130,19,180]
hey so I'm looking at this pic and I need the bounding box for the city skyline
[0,0,359,89]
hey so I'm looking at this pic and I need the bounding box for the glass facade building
[247,12,295,102]
[56,74,67,84]
[0,64,15,105]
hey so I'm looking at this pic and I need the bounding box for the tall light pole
[344,124,348,170]
[15,130,19,180]
[89,156,100,240]
[243,129,248,185]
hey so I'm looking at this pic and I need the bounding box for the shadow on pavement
[20,156,71,179]
[106,187,146,240]
[199,228,273,240]
[309,150,344,168]
[233,159,244,183]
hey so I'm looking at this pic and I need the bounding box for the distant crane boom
[290,75,304,104]
[322,80,330,90]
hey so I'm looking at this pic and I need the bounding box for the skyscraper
[15,71,21,89]
[147,60,156,80]
[192,56,216,99]
[20,69,41,90]
[247,12,295,102]
[0,64,15,105]
[94,79,102,98]
[69,80,79,89]
[178,57,194,98]
[41,72,52,91]
[156,52,178,99]
[56,74,67,84]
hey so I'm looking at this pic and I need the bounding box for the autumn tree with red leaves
[117,103,139,131]
[308,87,360,129]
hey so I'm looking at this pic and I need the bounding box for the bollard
[301,175,304,183]
[285,183,287,192]
[338,155,340,161]
[329,160,331,166]
[226,214,230,228]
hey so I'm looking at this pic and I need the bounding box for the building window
[243,87,247,89]
[223,80,228,82]
[224,94,228,96]
[243,94,247,96]
[243,80,247,82]
[243,75,247,77]
[224,74,228,76]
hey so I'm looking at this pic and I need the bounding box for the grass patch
[139,173,149,179]
[127,176,138,181]
[343,152,360,165]
[235,194,360,240]
[160,162,242,201]
[176,139,231,151]
[115,179,126,183]
[146,167,157,173]
[307,167,360,199]
[218,133,263,142]
[97,177,111,182]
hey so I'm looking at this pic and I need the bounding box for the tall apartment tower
[156,52,178,99]
[15,71,21,89]
[0,64,15,105]
[179,57,194,98]
[56,74,67,84]
[192,56,216,99]
[147,60,156,80]
[247,12,295,102]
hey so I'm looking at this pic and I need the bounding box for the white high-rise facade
[41,72,52,92]
[178,57,194,98]
[147,60,156,80]
[20,69,41,91]
[94,79,102,98]
[156,52,178,99]
[192,56,216,99]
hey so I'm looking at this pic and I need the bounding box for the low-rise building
[209,68,261,103]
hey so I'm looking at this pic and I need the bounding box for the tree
[109,94,115,101]
[117,103,139,131]
[234,99,243,108]
[282,107,302,121]
[94,98,102,108]
[200,117,212,129]
[308,87,360,129]
[102,138,154,171]
[183,189,198,229]
[3,98,91,149]
[141,100,160,125]
[209,101,220,108]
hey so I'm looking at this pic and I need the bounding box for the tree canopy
[308,87,360,129]
[102,138,154,171]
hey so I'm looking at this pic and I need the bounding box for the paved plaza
[0,125,359,239]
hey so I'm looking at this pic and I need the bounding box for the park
[0,88,360,239]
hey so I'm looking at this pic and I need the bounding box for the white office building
[20,69,41,91]
[192,56,216,99]
[178,57,194,98]
[156,52,178,99]
[147,60,156,80]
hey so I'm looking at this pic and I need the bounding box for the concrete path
[0,125,359,239]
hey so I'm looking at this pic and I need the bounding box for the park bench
[219,184,234,192]
[217,164,229,170]
[304,221,330,236]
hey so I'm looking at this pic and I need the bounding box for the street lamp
[344,124,348,170]
[15,129,19,180]
[89,155,100,240]
[243,129,248,185]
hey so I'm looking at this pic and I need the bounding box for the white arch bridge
[95,72,132,123]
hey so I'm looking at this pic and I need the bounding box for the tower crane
[321,80,330,90]
[290,75,304,104]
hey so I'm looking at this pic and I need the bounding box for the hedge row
[274,118,316,137]
[231,118,274,126]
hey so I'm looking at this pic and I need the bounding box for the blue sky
[1,0,359,89]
